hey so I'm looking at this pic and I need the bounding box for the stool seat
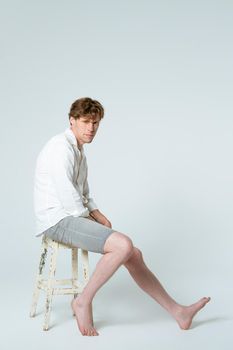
[30,235,90,331]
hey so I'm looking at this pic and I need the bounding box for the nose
[88,124,95,131]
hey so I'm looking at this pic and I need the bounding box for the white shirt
[33,127,98,237]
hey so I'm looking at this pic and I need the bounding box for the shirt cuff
[85,200,98,213]
[71,208,90,218]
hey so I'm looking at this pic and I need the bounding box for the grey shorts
[43,216,115,254]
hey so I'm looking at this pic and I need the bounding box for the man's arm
[82,171,112,228]
[89,209,112,228]
[47,142,89,218]
[82,171,99,213]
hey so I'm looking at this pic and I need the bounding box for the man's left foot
[174,296,211,330]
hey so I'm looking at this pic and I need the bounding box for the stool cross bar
[30,235,90,331]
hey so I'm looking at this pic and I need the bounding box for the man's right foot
[71,297,99,336]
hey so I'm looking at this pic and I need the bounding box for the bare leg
[71,232,135,336]
[123,247,211,329]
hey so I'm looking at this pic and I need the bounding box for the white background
[0,0,232,349]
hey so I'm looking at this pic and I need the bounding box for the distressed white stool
[30,235,90,331]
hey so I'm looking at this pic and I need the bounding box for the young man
[34,97,211,337]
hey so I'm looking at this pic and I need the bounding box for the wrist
[89,209,100,219]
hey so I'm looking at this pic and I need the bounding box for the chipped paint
[39,247,47,275]
[30,237,90,331]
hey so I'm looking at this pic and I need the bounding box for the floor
[2,260,232,350]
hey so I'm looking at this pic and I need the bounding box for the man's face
[70,114,101,148]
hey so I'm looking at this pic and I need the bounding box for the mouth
[86,134,94,137]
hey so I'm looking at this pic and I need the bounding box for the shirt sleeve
[47,142,89,218]
[82,161,98,212]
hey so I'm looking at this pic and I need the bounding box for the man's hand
[88,209,112,228]
[86,215,97,222]
[100,218,112,228]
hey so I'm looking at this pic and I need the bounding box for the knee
[132,247,143,261]
[124,246,144,269]
[119,235,134,257]
[103,231,134,258]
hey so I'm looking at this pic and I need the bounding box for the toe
[94,328,99,336]
[89,328,95,336]
[203,297,210,301]
[202,297,211,305]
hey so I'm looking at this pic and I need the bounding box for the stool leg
[81,250,89,286]
[71,248,78,316]
[30,236,48,317]
[43,242,58,331]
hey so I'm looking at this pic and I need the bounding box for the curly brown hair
[68,97,104,121]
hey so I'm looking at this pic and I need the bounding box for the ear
[70,117,74,126]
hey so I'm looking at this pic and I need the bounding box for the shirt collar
[64,127,83,151]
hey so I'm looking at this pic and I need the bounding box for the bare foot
[71,297,99,336]
[174,297,211,330]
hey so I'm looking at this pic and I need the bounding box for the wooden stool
[30,235,90,331]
